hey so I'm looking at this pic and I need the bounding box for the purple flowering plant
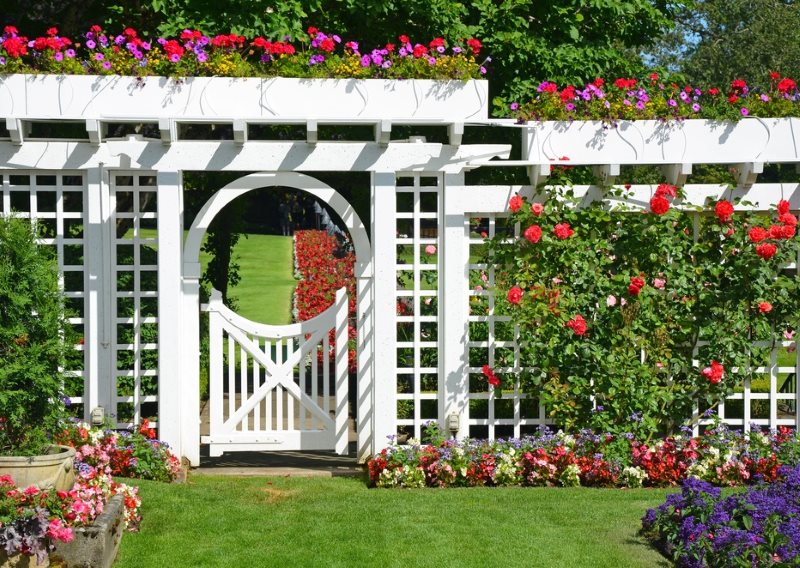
[511,74,800,124]
[0,24,485,81]
[641,465,800,567]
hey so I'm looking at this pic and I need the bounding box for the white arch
[180,171,373,466]
[184,172,369,272]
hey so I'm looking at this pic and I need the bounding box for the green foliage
[488,171,800,440]
[0,217,70,455]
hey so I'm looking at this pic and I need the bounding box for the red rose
[756,243,778,259]
[650,195,670,215]
[565,314,588,336]
[701,360,724,384]
[628,276,645,296]
[482,364,500,387]
[509,195,523,213]
[714,200,734,222]
[531,203,544,215]
[777,78,796,93]
[758,301,773,313]
[748,227,768,243]
[655,183,677,198]
[507,286,523,305]
[779,213,797,226]
[553,223,574,239]
[781,225,796,239]
[731,79,747,93]
[769,224,784,239]
[523,225,542,243]
[778,200,791,215]
[708,88,719,96]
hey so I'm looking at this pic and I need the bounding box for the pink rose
[425,244,436,255]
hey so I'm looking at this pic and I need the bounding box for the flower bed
[293,230,356,371]
[367,422,800,489]
[641,466,800,567]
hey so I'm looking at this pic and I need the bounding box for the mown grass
[219,234,294,325]
[115,475,673,568]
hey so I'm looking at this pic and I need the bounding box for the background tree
[645,0,800,87]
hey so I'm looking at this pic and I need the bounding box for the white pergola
[1,74,799,466]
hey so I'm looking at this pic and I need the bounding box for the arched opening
[182,172,372,463]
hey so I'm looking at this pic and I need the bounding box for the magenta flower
[94,53,104,61]
[741,107,749,116]
[360,54,370,67]
[668,99,677,107]
[85,39,96,49]
[102,61,111,70]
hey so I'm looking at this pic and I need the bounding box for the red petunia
[509,194,523,213]
[553,223,574,239]
[507,286,523,305]
[466,38,481,56]
[756,243,778,259]
[650,195,670,215]
[523,225,542,243]
[777,78,797,93]
[714,200,734,222]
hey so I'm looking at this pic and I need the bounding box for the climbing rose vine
[486,175,800,440]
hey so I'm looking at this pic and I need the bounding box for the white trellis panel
[0,171,88,418]
[394,173,442,440]
[110,172,159,429]
[201,287,349,456]
[464,213,553,438]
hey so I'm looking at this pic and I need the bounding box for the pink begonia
[653,278,666,289]
[425,244,436,255]
[606,295,617,307]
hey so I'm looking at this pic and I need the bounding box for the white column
[440,172,469,437]
[356,263,374,462]
[181,264,202,466]
[83,166,115,420]
[156,171,187,460]
[371,171,397,449]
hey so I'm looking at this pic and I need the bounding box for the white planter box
[0,74,488,122]
[525,118,800,164]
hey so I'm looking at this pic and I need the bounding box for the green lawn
[199,233,295,325]
[115,476,672,568]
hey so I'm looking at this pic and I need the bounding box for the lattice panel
[111,173,159,428]
[0,172,87,418]
[395,174,441,440]
[466,213,552,439]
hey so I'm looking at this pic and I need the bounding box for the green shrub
[0,217,69,455]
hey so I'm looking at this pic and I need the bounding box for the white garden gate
[201,288,350,456]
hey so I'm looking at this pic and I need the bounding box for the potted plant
[0,216,75,492]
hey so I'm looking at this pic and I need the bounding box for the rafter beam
[374,120,392,146]
[661,163,693,186]
[448,122,464,146]
[735,162,763,189]
[592,164,620,185]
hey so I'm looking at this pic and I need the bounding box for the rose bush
[486,171,800,440]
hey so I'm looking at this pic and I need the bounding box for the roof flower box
[0,74,489,122]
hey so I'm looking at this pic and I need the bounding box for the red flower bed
[293,230,357,371]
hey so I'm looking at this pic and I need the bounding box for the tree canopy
[2,0,688,100]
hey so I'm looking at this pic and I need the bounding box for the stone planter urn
[0,445,76,492]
